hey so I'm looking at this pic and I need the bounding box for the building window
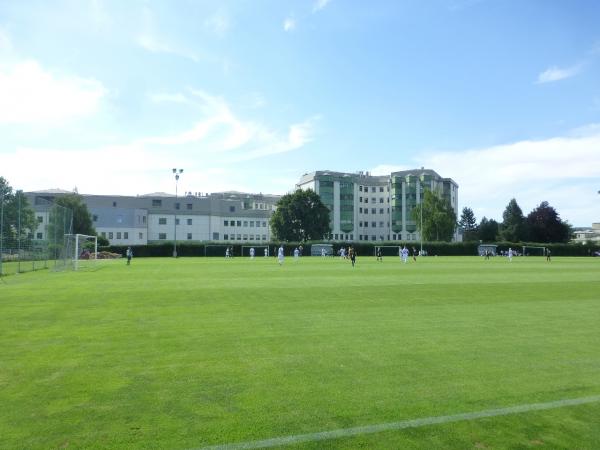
[175,218,180,225]
[143,216,146,224]
[242,234,248,240]
[159,233,167,240]
[159,218,167,225]
[152,199,162,207]
[350,234,353,240]
[224,234,229,240]
[187,218,192,225]
[139,232,143,239]
[371,235,376,241]
[372,198,376,203]
[237,220,241,227]
[380,221,384,228]
[380,208,384,214]
[364,198,368,204]
[359,197,362,202]
[237,234,242,240]
[101,232,106,237]
[359,186,363,192]
[116,215,123,224]
[243,221,248,227]
[250,235,254,240]
[364,222,368,228]
[359,221,363,227]
[262,234,267,240]
[379,198,384,203]
[372,222,377,228]
[250,221,255,227]
[175,202,180,210]
[229,206,236,212]
[112,201,117,207]
[188,233,193,240]
[186,203,192,210]
[212,232,219,240]
[117,232,122,239]
[37,232,43,239]
[334,234,338,240]
[262,221,267,227]
[224,220,228,226]
[124,232,128,239]
[109,232,113,239]
[372,208,376,214]
[371,187,376,193]
[380,187,384,192]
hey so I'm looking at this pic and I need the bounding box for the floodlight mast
[172,168,183,258]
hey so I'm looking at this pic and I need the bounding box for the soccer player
[401,246,409,263]
[126,246,133,265]
[376,247,382,262]
[321,248,326,257]
[249,247,255,259]
[264,248,268,257]
[546,248,551,262]
[278,245,284,265]
[508,247,513,262]
[225,247,230,258]
[412,247,417,262]
[294,247,300,260]
[349,246,356,267]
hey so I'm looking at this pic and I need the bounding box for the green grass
[1,256,599,449]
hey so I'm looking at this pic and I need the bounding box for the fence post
[17,191,21,273]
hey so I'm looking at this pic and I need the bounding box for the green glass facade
[391,176,403,233]
[318,178,334,229]
[339,181,354,233]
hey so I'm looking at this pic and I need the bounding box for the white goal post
[64,234,97,271]
[241,245,270,257]
[374,246,402,257]
[522,246,547,256]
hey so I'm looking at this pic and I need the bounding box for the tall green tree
[270,189,331,242]
[499,198,526,242]
[0,177,37,242]
[526,201,572,243]
[54,193,97,236]
[458,206,478,241]
[413,190,457,242]
[478,216,499,242]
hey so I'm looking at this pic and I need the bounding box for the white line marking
[196,394,600,449]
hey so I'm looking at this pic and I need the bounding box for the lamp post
[172,168,183,257]
[420,182,423,255]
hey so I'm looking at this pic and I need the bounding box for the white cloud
[0,26,12,51]
[413,126,600,225]
[283,18,296,32]
[148,92,191,104]
[536,64,583,84]
[312,0,332,13]
[136,34,199,62]
[204,10,231,37]
[0,60,106,124]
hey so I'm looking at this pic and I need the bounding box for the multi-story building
[296,168,459,242]
[26,190,280,246]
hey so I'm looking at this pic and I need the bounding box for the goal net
[241,245,269,257]
[205,244,232,257]
[64,234,97,271]
[374,246,401,257]
[522,246,546,256]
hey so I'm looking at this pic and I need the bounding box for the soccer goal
[241,245,269,257]
[522,246,546,256]
[64,234,97,271]
[374,246,401,257]
[204,244,231,257]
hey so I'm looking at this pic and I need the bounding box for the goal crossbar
[64,234,98,271]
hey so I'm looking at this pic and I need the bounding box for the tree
[478,216,499,242]
[54,193,97,236]
[458,207,478,241]
[526,201,572,243]
[270,189,331,242]
[0,177,37,243]
[413,190,457,242]
[499,198,526,242]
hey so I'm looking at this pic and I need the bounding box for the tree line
[459,198,572,243]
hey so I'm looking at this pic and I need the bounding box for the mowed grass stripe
[0,257,599,449]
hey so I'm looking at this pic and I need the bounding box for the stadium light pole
[172,168,183,258]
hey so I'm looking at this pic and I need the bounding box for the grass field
[1,256,599,449]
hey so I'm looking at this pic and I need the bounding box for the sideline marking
[197,394,600,449]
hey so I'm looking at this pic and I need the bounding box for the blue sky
[1,0,599,225]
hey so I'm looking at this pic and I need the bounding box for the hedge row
[104,241,600,257]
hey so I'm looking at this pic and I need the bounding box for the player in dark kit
[349,247,356,267]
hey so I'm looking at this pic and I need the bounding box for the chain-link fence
[0,192,73,276]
